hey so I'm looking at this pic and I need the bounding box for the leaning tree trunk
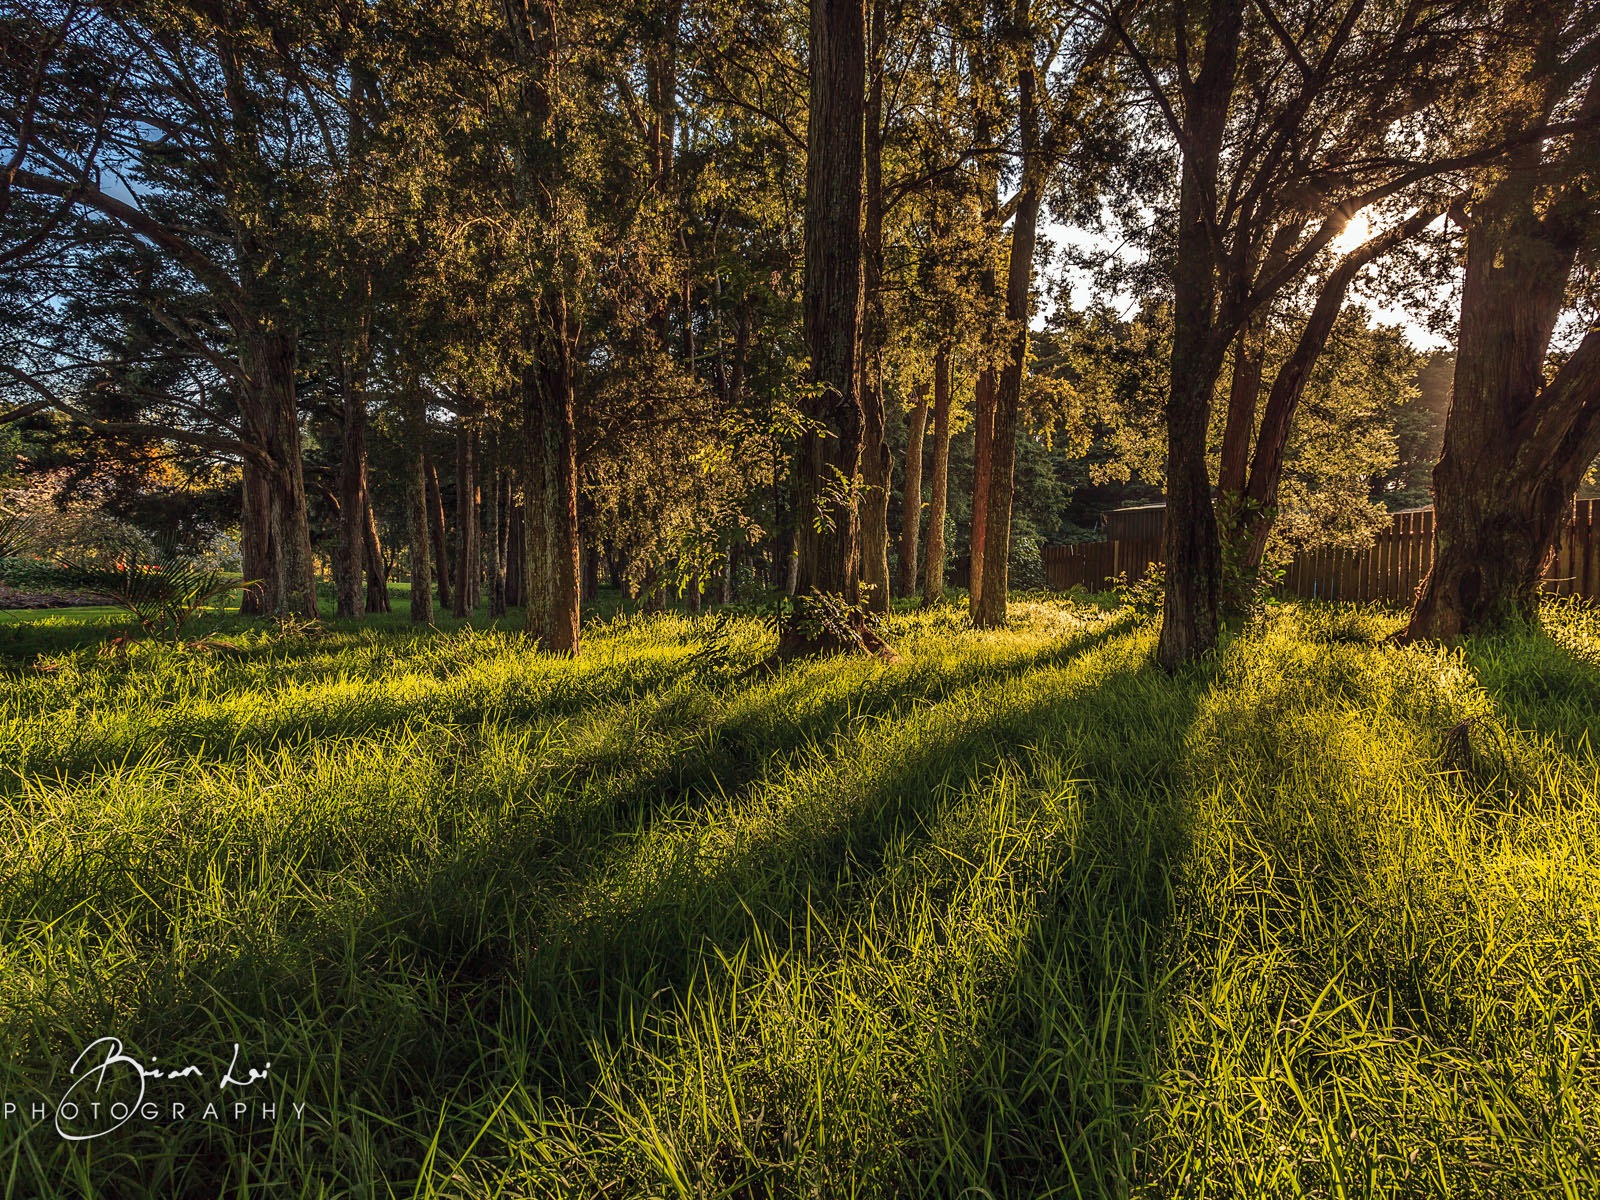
[922,346,952,607]
[1222,207,1444,607]
[425,454,452,612]
[362,496,390,614]
[898,383,928,598]
[404,375,434,625]
[787,0,868,651]
[1408,153,1600,639]
[1214,315,1264,611]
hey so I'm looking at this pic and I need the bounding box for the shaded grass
[0,597,1598,1196]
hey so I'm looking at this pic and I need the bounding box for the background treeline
[2,0,1597,661]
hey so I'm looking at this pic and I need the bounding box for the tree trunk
[969,367,995,610]
[974,25,1041,630]
[898,383,928,598]
[239,461,271,616]
[788,0,868,649]
[502,0,581,655]
[452,419,478,618]
[922,346,952,606]
[505,497,525,609]
[1214,315,1264,611]
[857,0,891,613]
[860,421,891,610]
[1156,0,1242,669]
[521,366,550,637]
[523,299,581,654]
[334,357,369,619]
[485,437,506,618]
[425,453,452,613]
[236,328,317,617]
[405,376,434,625]
[1223,206,1444,601]
[362,496,390,614]
[1407,103,1600,639]
[966,42,1003,620]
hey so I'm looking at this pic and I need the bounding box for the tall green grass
[0,597,1597,1196]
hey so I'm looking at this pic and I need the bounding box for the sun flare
[1331,208,1373,255]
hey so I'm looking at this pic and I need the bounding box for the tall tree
[1101,0,1548,665]
[2,1,374,617]
[787,0,868,647]
[1407,3,1600,640]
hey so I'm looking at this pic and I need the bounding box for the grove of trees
[3,0,1597,663]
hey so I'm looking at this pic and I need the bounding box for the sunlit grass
[0,596,1598,1196]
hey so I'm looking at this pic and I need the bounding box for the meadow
[1,593,1599,1197]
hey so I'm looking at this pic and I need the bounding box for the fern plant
[56,549,250,639]
[0,508,35,559]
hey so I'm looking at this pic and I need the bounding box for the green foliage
[54,550,248,639]
[0,508,34,558]
[0,555,76,591]
[771,586,887,648]
[1111,563,1165,615]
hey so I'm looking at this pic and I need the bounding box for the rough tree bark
[922,345,953,606]
[786,0,869,651]
[237,328,317,618]
[1408,58,1600,640]
[1157,0,1243,669]
[503,0,583,656]
[520,309,581,654]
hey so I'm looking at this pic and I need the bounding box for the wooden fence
[1043,500,1600,603]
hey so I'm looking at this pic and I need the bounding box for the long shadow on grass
[0,618,1141,983]
[471,629,1198,1197]
[0,615,1166,1198]
[0,615,1136,801]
